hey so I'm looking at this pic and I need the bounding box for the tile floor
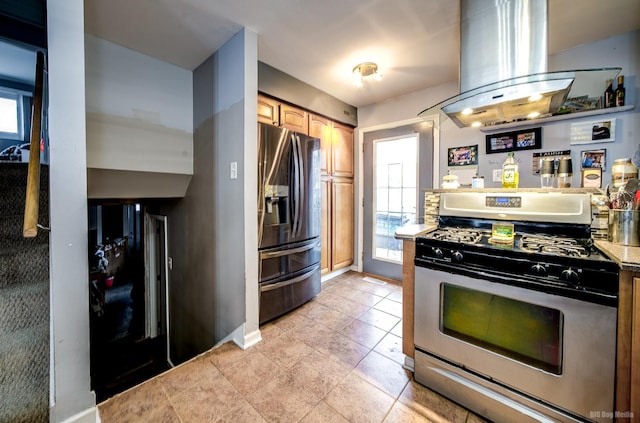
[97,271,486,423]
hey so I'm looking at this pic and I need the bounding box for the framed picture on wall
[448,145,478,166]
[581,149,606,171]
[570,119,616,144]
[486,127,542,154]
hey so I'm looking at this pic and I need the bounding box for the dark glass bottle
[615,75,625,107]
[604,79,615,108]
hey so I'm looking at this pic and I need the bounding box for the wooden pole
[23,51,45,238]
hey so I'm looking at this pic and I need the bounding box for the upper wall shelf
[479,105,635,133]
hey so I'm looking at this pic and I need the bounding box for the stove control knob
[432,247,444,259]
[452,251,464,262]
[561,268,580,283]
[530,263,547,276]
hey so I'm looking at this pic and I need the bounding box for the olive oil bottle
[615,75,625,107]
[502,152,519,188]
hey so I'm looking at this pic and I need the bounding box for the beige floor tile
[288,350,351,398]
[328,283,385,307]
[314,291,371,318]
[374,298,403,318]
[207,341,250,369]
[353,350,410,398]
[307,305,354,331]
[214,399,266,423]
[271,309,314,333]
[300,401,349,423]
[259,321,284,342]
[158,355,222,398]
[317,331,371,368]
[288,319,336,350]
[383,401,430,422]
[257,333,314,369]
[171,373,244,421]
[339,319,387,349]
[217,349,283,396]
[390,320,402,338]
[386,287,403,303]
[374,332,405,365]
[246,373,320,423]
[358,308,401,331]
[97,379,172,423]
[325,372,395,423]
[399,380,469,423]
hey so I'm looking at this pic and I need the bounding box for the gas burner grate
[428,228,484,244]
[520,235,589,258]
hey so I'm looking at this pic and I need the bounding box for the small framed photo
[448,145,478,166]
[570,119,615,144]
[581,149,606,171]
[486,127,542,154]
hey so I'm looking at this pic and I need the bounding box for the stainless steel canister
[608,209,640,246]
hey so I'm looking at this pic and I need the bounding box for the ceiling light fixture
[353,62,382,87]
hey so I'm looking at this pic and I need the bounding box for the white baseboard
[321,267,351,283]
[57,407,98,423]
[228,323,262,350]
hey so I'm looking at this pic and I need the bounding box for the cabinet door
[331,178,354,270]
[320,177,331,275]
[332,122,354,178]
[309,114,332,175]
[280,104,308,134]
[258,94,279,126]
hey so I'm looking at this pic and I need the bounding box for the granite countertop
[594,240,640,272]
[394,223,437,241]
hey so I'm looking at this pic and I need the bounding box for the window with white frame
[373,135,417,262]
[0,90,23,140]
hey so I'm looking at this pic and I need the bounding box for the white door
[144,213,172,365]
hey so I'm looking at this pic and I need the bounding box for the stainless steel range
[414,191,618,423]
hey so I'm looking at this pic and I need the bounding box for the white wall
[47,0,96,421]
[358,30,640,190]
[84,35,193,175]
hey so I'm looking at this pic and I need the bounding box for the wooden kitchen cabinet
[280,103,308,134]
[331,122,354,178]
[258,94,279,126]
[320,176,354,274]
[309,113,354,274]
[615,271,640,420]
[257,94,308,134]
[331,178,354,271]
[309,114,332,175]
[320,177,331,274]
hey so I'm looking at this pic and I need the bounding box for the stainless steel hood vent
[419,0,621,128]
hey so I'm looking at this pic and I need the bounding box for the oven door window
[440,283,563,374]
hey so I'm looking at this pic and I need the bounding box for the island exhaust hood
[419,0,621,128]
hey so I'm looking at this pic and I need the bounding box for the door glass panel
[373,136,417,262]
[440,283,563,374]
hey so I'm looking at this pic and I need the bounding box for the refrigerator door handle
[260,239,319,259]
[259,264,320,292]
[291,133,301,236]
[295,135,305,237]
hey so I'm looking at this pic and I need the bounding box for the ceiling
[3,1,640,108]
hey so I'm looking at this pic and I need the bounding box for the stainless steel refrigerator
[258,123,321,324]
